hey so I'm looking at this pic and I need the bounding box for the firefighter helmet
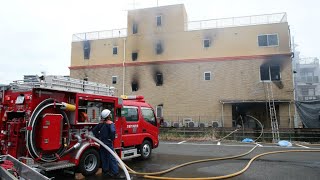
[101,109,111,119]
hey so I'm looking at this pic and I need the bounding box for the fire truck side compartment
[39,114,63,151]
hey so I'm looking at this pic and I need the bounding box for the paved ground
[58,141,320,180]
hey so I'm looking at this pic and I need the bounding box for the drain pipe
[85,135,131,180]
[122,37,126,95]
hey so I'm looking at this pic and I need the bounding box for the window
[203,39,211,48]
[141,107,156,126]
[300,71,318,83]
[132,82,138,91]
[156,42,163,54]
[301,88,309,96]
[156,105,163,118]
[308,88,315,96]
[132,52,138,61]
[113,46,118,55]
[156,15,162,26]
[83,41,91,59]
[260,65,281,81]
[133,23,138,34]
[122,106,138,121]
[112,76,117,84]
[258,34,279,47]
[204,71,211,80]
[156,73,163,86]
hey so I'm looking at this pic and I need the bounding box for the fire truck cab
[0,76,159,177]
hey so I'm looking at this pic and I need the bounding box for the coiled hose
[26,98,71,162]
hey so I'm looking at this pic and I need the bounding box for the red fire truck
[0,76,159,177]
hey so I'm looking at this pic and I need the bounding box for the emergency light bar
[121,95,144,100]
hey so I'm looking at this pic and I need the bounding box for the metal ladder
[9,76,116,96]
[265,82,280,143]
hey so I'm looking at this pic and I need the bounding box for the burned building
[69,4,295,128]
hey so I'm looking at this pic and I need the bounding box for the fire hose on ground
[85,135,320,180]
[85,135,131,180]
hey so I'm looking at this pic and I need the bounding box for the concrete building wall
[70,4,294,127]
[71,23,291,67]
[70,56,294,127]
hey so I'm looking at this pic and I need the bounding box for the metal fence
[159,127,320,143]
[186,12,287,31]
[72,28,127,42]
[161,115,292,128]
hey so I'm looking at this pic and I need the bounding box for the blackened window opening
[156,42,163,54]
[260,65,281,81]
[156,73,163,86]
[132,82,139,91]
[156,16,162,26]
[132,52,138,61]
[113,47,118,55]
[203,39,210,48]
[133,23,138,34]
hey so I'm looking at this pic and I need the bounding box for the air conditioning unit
[162,121,172,127]
[173,122,182,128]
[199,122,208,128]
[183,118,192,127]
[212,121,222,128]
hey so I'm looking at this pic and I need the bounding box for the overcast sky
[0,0,319,84]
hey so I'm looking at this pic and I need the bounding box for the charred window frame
[156,41,163,55]
[203,39,211,48]
[204,71,211,81]
[156,73,163,86]
[112,76,117,84]
[131,82,139,92]
[133,23,138,34]
[156,15,162,26]
[132,52,138,61]
[258,34,279,47]
[113,46,118,55]
[260,65,281,81]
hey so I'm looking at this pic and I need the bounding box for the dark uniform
[92,121,118,176]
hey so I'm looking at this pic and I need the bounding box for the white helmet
[101,109,111,119]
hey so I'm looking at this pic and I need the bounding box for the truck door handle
[142,129,146,132]
[124,130,129,134]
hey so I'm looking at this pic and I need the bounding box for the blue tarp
[242,138,254,143]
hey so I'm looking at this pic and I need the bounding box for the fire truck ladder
[265,82,280,143]
[10,76,116,96]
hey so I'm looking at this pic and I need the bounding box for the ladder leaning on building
[265,82,280,142]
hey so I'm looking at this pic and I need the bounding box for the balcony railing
[186,12,287,31]
[72,28,127,42]
[298,76,319,83]
[72,12,287,42]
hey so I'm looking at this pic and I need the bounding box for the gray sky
[0,0,319,84]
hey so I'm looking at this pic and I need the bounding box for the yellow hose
[124,145,259,176]
[143,149,320,180]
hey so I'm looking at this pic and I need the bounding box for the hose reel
[26,98,71,162]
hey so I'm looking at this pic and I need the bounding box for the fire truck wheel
[139,140,152,160]
[78,148,100,176]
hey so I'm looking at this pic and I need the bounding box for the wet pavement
[56,141,320,180]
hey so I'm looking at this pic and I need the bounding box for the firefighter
[92,109,124,179]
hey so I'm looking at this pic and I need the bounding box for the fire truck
[0,76,159,177]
